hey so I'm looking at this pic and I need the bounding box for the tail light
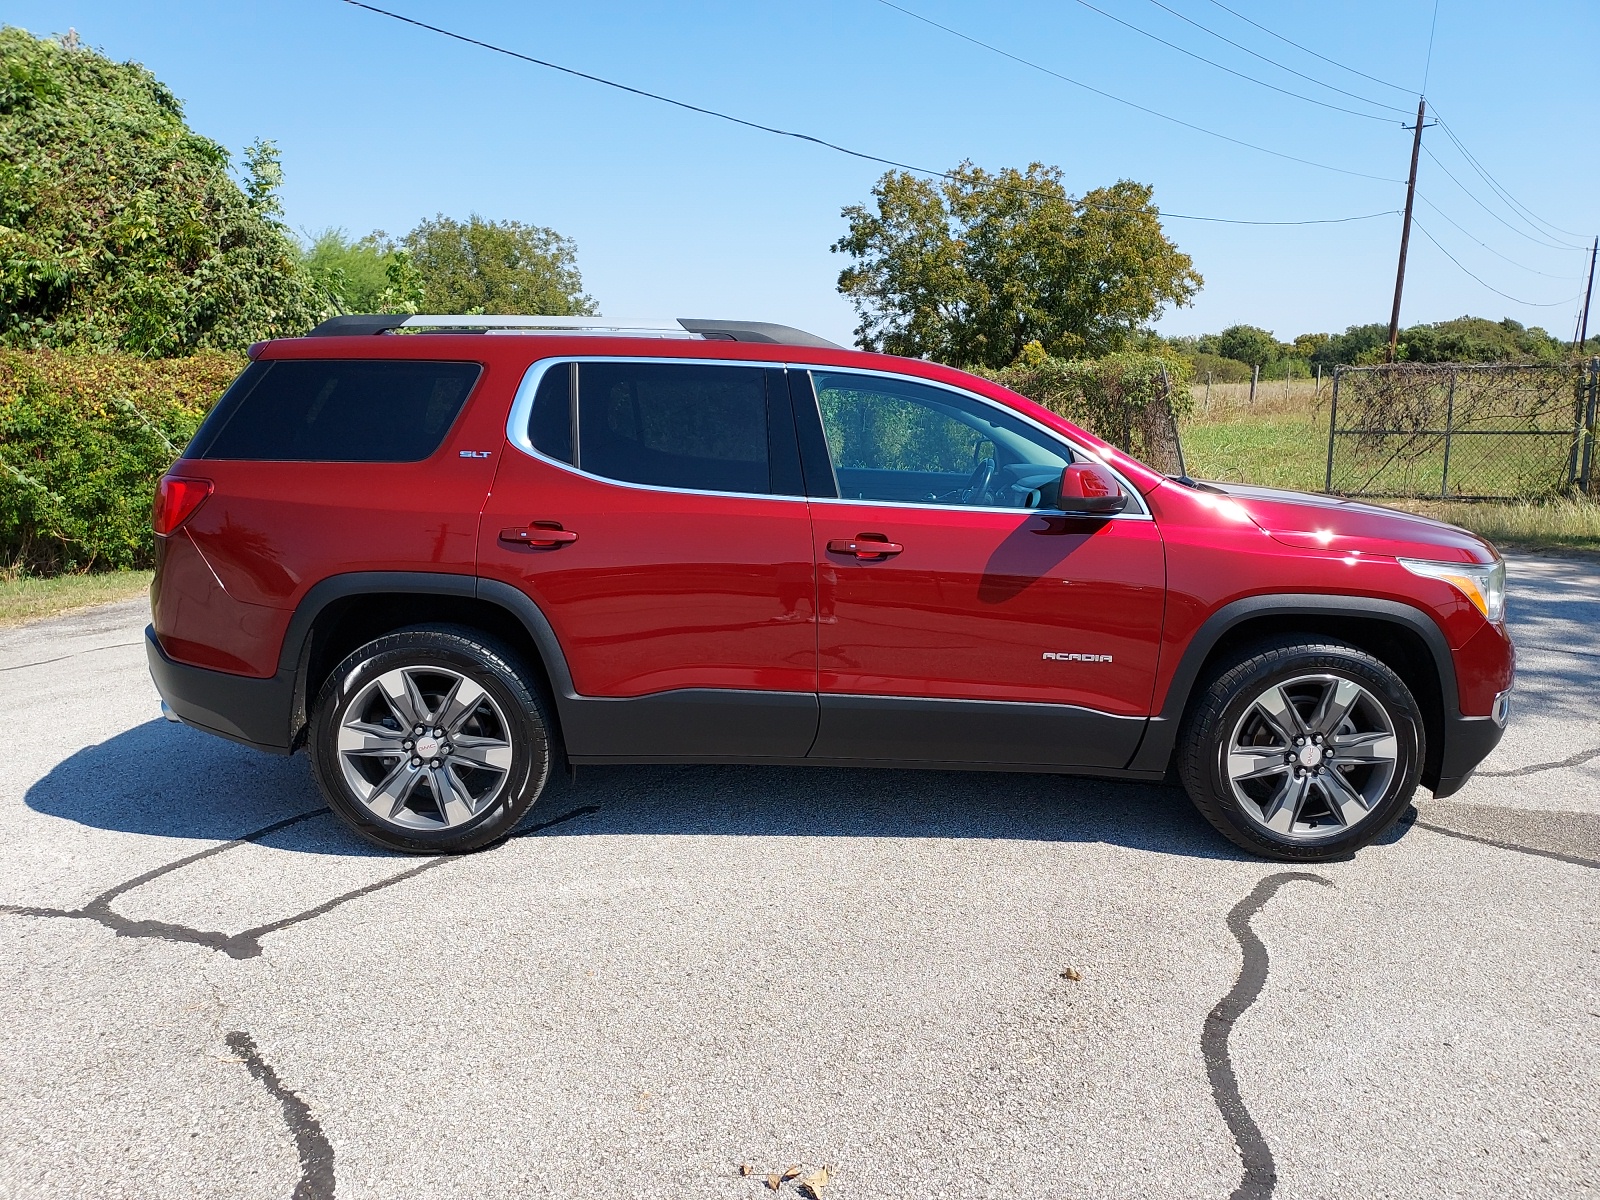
[152,475,213,536]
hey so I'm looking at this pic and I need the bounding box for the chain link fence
[1324,360,1598,501]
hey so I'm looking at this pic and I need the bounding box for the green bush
[0,348,241,572]
[976,348,1192,474]
[0,26,321,354]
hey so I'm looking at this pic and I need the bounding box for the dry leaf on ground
[799,1165,830,1197]
[739,1163,753,1176]
[1060,967,1083,981]
[766,1173,781,1191]
[781,1165,801,1181]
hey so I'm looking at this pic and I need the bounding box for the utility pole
[1576,236,1598,354]
[1386,97,1428,363]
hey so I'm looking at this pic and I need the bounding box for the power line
[1420,0,1441,94]
[1199,0,1412,95]
[873,0,1403,183]
[1170,210,1399,226]
[1420,145,1582,252]
[1411,218,1585,307]
[1414,194,1583,279]
[1139,0,1411,115]
[1429,110,1589,244]
[1068,0,1397,122]
[345,0,1407,202]
[1184,3,1593,253]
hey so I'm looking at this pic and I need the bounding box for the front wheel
[309,625,553,853]
[1177,638,1422,861]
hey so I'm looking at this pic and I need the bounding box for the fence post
[1582,356,1599,493]
[1160,362,1187,479]
[1249,363,1258,405]
[1205,370,1212,408]
[1439,368,1457,500]
[1324,367,1340,493]
[1316,362,1321,399]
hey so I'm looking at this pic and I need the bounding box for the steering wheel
[961,456,996,505]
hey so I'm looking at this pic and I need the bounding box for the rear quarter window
[188,359,482,462]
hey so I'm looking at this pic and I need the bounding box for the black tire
[309,624,553,853]
[1177,637,1422,861]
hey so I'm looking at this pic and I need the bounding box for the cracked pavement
[2,554,1596,1199]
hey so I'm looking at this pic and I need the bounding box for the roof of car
[303,314,845,349]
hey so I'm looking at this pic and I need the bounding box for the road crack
[0,639,145,672]
[1,803,602,957]
[226,1031,335,1199]
[1204,871,1332,1200]
[1475,743,1600,778]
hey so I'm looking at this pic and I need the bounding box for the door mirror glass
[1057,462,1128,514]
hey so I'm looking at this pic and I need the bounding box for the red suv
[146,315,1513,861]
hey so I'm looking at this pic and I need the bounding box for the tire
[1177,637,1422,861]
[309,624,553,853]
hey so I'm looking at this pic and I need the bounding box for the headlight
[1398,557,1505,622]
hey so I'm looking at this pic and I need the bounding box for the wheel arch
[1129,595,1455,789]
[280,573,576,751]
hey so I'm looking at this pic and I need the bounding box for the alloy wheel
[336,665,514,831]
[1225,673,1400,841]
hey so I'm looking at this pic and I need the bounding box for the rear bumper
[1428,701,1508,799]
[145,626,294,755]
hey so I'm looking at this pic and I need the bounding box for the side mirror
[1058,462,1129,515]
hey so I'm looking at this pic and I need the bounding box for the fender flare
[278,571,579,743]
[1126,593,1457,775]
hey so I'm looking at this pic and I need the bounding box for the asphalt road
[2,555,1595,1200]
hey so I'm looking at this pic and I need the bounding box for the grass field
[1180,379,1600,553]
[0,570,152,627]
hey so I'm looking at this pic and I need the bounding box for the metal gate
[1324,359,1598,500]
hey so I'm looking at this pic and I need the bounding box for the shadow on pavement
[28,719,1259,861]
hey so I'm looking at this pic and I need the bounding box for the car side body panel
[143,332,1516,803]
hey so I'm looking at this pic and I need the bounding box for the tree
[833,163,1201,368]
[403,215,594,316]
[0,26,321,355]
[301,229,423,314]
[1213,324,1283,368]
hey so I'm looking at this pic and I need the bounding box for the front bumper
[1428,691,1509,798]
[145,626,294,755]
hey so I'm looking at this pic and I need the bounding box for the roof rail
[304,314,843,349]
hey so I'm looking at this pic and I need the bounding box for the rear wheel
[1178,638,1422,861]
[309,625,553,853]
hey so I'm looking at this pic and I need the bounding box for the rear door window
[527,360,801,496]
[189,359,480,462]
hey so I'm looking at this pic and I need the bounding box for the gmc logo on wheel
[1042,652,1114,663]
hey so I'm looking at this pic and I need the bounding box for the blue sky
[10,0,1599,346]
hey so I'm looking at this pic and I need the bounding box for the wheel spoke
[1253,685,1309,743]
[337,720,407,755]
[451,734,513,773]
[1262,772,1312,834]
[1310,678,1362,737]
[1327,730,1398,768]
[1228,746,1292,784]
[376,669,426,730]
[1319,768,1372,827]
[431,764,476,825]
[369,759,425,820]
[437,677,488,734]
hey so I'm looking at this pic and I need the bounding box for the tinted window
[811,371,1071,509]
[527,362,573,465]
[192,359,480,462]
[576,362,770,494]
